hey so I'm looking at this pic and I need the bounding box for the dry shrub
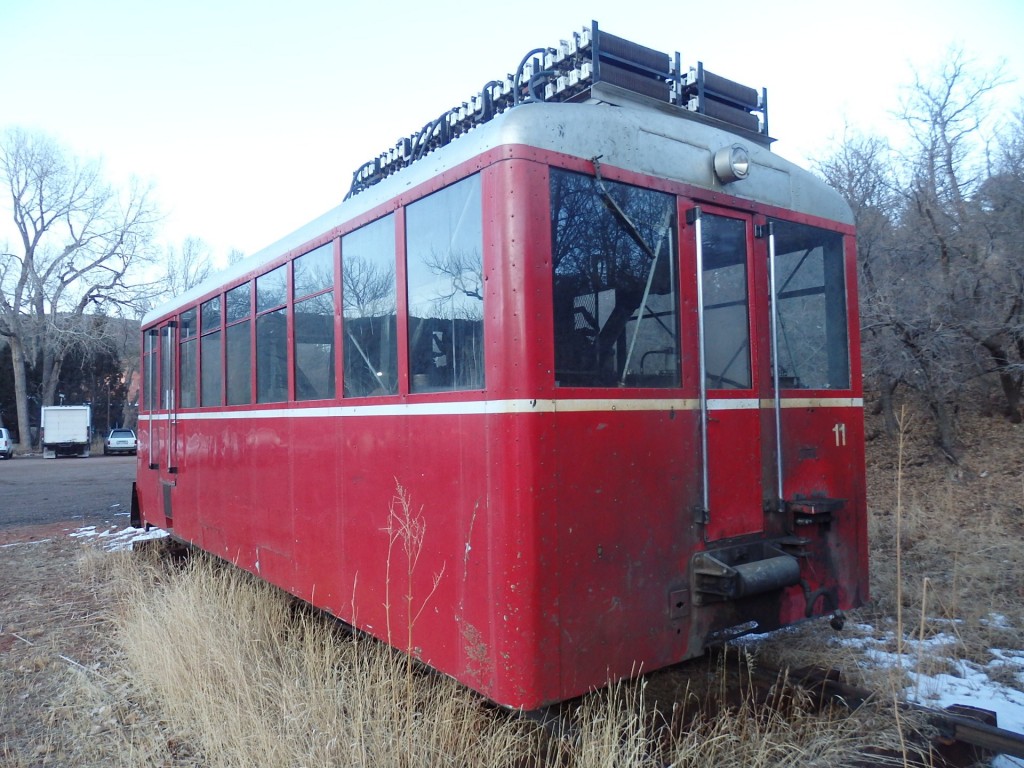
[865,406,1024,676]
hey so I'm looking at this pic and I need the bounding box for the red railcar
[133,23,867,709]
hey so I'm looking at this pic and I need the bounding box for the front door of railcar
[689,207,768,541]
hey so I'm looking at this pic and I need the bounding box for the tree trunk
[8,337,33,451]
[929,398,959,462]
[878,375,900,436]
[981,339,1023,423]
[41,354,64,408]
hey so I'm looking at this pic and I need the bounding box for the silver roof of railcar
[144,91,851,325]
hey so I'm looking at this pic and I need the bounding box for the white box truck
[40,405,92,458]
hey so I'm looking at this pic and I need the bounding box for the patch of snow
[0,538,53,549]
[835,620,1024,767]
[72,524,168,552]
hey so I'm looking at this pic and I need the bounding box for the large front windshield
[550,168,680,388]
[771,221,850,390]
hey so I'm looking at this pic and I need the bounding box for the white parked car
[104,428,137,456]
[0,428,12,459]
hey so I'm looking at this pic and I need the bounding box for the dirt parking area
[0,455,152,766]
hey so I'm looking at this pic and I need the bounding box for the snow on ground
[839,622,1024,768]
[71,523,167,552]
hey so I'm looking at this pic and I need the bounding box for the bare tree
[164,236,213,296]
[343,253,395,317]
[819,55,1019,455]
[817,129,903,433]
[900,50,1023,441]
[0,128,160,449]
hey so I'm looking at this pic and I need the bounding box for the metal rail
[769,664,1024,761]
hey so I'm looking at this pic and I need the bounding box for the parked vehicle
[104,428,138,455]
[40,405,92,458]
[0,428,13,459]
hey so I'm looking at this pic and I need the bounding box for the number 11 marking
[833,422,847,447]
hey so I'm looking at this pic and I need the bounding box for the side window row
[146,175,484,411]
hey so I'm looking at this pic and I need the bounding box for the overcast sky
[2,0,1021,267]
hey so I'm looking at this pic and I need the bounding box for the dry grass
[754,402,1024,700]
[109,551,538,767]
[0,538,913,768]
[90,543,925,767]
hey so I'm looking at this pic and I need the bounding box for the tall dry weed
[114,550,536,767]
[104,542,913,768]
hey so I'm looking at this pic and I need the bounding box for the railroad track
[775,663,1024,765]
[527,649,1024,767]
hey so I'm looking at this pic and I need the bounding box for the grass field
[2,405,1023,766]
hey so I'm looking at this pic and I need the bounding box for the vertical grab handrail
[767,222,784,502]
[689,207,710,519]
[147,328,157,469]
[163,323,177,475]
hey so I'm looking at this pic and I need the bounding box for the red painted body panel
[136,118,867,708]
[704,405,765,540]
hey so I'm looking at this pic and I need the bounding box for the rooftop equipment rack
[345,21,770,199]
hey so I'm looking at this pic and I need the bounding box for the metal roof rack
[345,20,770,199]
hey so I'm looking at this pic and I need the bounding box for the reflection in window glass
[201,297,221,332]
[406,177,484,392]
[551,169,680,388]
[181,338,197,408]
[295,292,335,400]
[294,243,334,299]
[701,214,751,390]
[226,283,251,322]
[342,215,397,397]
[201,330,222,406]
[160,326,174,409]
[257,309,288,403]
[226,320,251,405]
[180,308,197,340]
[257,265,287,312]
[180,309,197,408]
[771,221,849,389]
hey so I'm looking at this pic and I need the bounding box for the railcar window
[226,282,251,322]
[771,221,849,389]
[160,325,174,409]
[225,284,252,405]
[200,297,222,407]
[700,214,752,390]
[201,296,221,329]
[226,320,252,404]
[143,330,157,411]
[201,330,222,406]
[550,169,680,388]
[406,176,484,392]
[293,243,333,298]
[180,308,198,408]
[294,243,336,401]
[295,293,335,400]
[342,215,398,397]
[257,265,287,312]
[257,309,288,402]
[256,266,289,403]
